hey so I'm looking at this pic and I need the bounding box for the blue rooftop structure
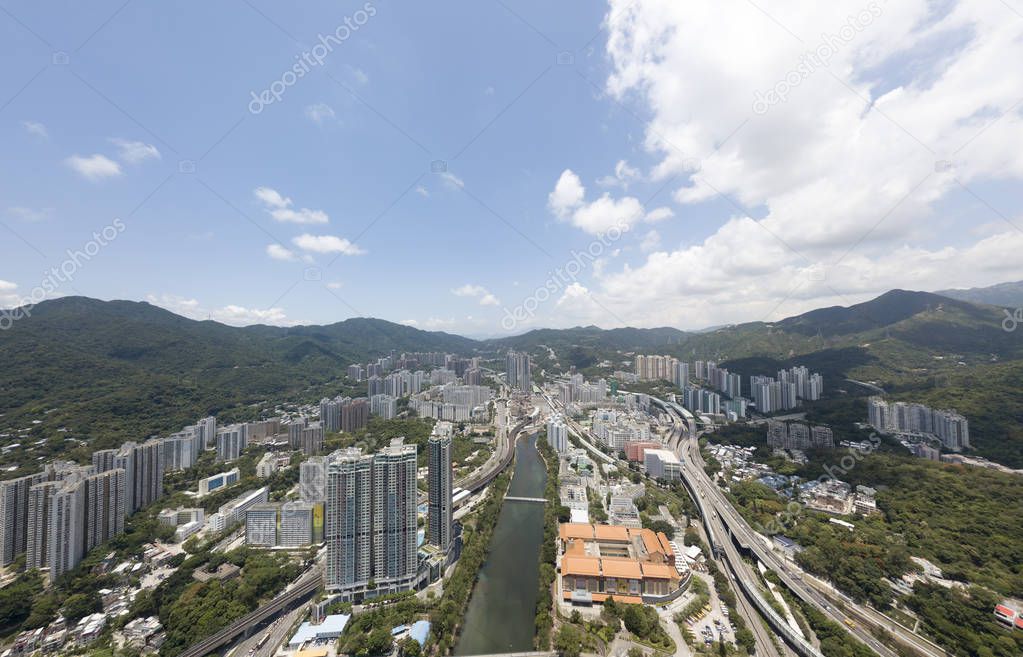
[288,613,351,647]
[410,621,430,645]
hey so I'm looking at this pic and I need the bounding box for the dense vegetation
[534,440,559,649]
[335,593,427,656]
[0,297,478,470]
[141,547,305,656]
[715,437,1023,656]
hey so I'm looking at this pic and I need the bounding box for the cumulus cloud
[0,280,21,308]
[597,160,641,188]
[65,154,122,181]
[266,244,298,261]
[254,187,329,224]
[640,230,662,253]
[535,0,1023,328]
[145,293,300,326]
[305,103,336,124]
[452,283,500,306]
[109,138,160,164]
[547,168,665,234]
[292,233,365,256]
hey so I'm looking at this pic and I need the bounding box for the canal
[454,433,548,655]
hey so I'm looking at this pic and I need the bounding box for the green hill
[0,297,478,462]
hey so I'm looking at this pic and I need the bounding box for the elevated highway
[653,398,949,657]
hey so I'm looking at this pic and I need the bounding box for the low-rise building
[558,523,687,605]
[643,449,682,481]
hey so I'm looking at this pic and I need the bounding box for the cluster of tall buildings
[867,397,970,450]
[547,415,569,453]
[505,351,531,392]
[634,355,689,387]
[370,394,397,420]
[750,376,799,413]
[215,424,248,462]
[750,367,824,413]
[777,366,823,401]
[318,396,370,433]
[680,386,721,416]
[323,420,455,601]
[0,435,166,582]
[591,408,651,452]
[766,420,834,450]
[556,374,608,405]
[411,383,493,423]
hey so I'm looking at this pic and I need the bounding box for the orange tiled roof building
[558,523,689,605]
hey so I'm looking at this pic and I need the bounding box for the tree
[365,627,392,656]
[644,519,675,539]
[399,637,421,657]
[62,592,101,622]
[554,624,583,657]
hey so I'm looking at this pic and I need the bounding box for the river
[454,433,548,655]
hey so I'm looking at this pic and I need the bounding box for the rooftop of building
[559,523,678,583]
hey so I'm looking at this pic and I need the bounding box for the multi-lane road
[658,400,949,657]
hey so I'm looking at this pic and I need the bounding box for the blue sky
[2,1,1022,335]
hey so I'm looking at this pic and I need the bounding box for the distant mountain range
[1,286,1021,466]
[936,280,1023,308]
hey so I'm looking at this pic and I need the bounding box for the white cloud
[22,121,47,138]
[415,185,430,198]
[266,244,298,261]
[6,207,52,222]
[65,154,122,181]
[640,230,661,253]
[292,233,365,256]
[548,169,586,218]
[452,284,486,297]
[327,281,344,290]
[145,293,300,326]
[440,171,464,189]
[400,319,419,327]
[547,168,647,234]
[597,160,641,188]
[254,187,329,224]
[530,0,1023,328]
[0,280,21,308]
[644,206,674,223]
[452,283,500,306]
[304,103,336,125]
[109,138,160,164]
